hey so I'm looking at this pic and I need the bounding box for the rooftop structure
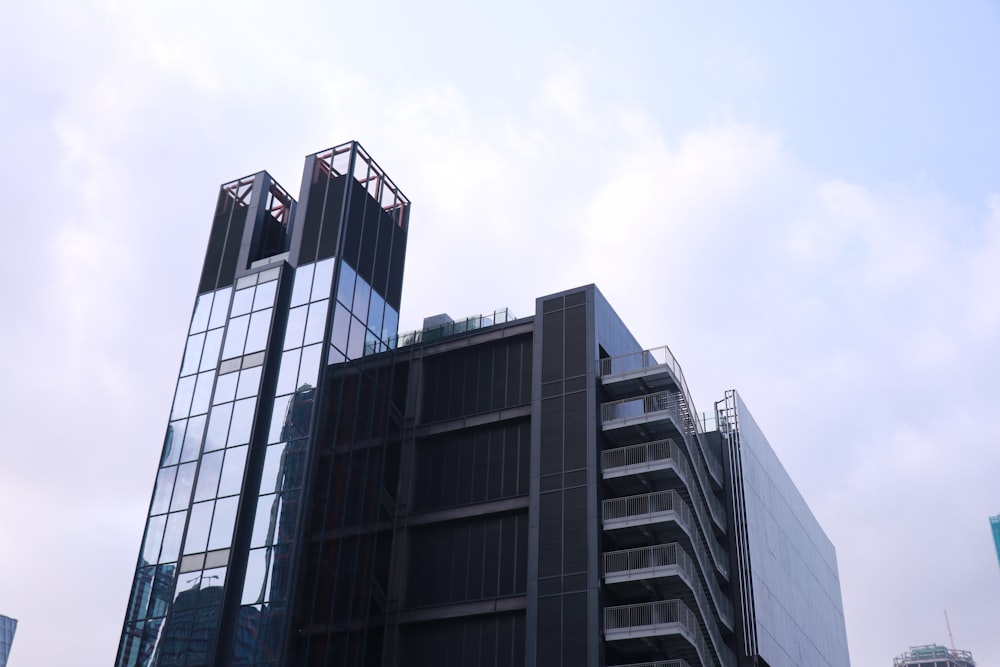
[894,645,976,667]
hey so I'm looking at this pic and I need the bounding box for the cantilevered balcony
[599,346,684,399]
[603,490,729,580]
[602,439,726,532]
[604,543,733,628]
[604,600,709,665]
[601,391,689,443]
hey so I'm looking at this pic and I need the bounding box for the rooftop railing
[392,308,516,348]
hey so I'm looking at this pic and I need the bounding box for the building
[117,141,851,667]
[0,614,16,667]
[990,514,1000,570]
[893,645,976,667]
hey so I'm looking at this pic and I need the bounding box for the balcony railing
[613,662,692,667]
[604,600,711,665]
[392,308,516,348]
[601,439,726,530]
[603,543,733,629]
[603,490,729,580]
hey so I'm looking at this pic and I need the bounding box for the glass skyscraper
[117,142,851,666]
[0,614,16,667]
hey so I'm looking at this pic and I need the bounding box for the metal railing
[601,439,726,530]
[391,308,516,348]
[603,490,729,580]
[613,662,692,667]
[603,543,733,629]
[604,600,713,667]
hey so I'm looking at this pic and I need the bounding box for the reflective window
[149,565,174,617]
[208,496,239,550]
[170,462,197,512]
[383,305,399,344]
[184,501,214,555]
[298,344,322,389]
[275,349,301,396]
[303,300,328,346]
[161,422,184,467]
[353,274,371,321]
[311,257,335,302]
[151,467,178,515]
[208,287,232,330]
[347,315,366,360]
[337,262,356,310]
[194,451,224,502]
[200,328,224,372]
[241,546,285,605]
[284,305,307,350]
[250,495,278,548]
[253,280,277,311]
[231,287,255,318]
[190,371,215,416]
[228,398,256,446]
[244,309,272,355]
[190,294,213,335]
[213,372,238,405]
[259,443,285,495]
[236,366,262,400]
[181,415,206,462]
[222,314,250,359]
[142,515,167,564]
[290,263,314,308]
[368,290,385,339]
[171,376,196,420]
[205,403,233,452]
[218,446,248,497]
[174,569,203,602]
[328,344,346,365]
[268,396,293,444]
[160,511,187,563]
[331,303,350,353]
[181,333,205,377]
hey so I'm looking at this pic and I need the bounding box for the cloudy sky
[2,1,999,665]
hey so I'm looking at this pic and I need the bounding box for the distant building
[990,514,1000,569]
[0,614,16,667]
[894,645,975,667]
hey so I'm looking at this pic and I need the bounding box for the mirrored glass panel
[243,309,271,355]
[236,366,262,400]
[275,349,301,396]
[149,565,174,617]
[181,333,205,377]
[290,263,314,308]
[283,305,307,351]
[337,262,356,310]
[205,403,233,452]
[208,287,232,330]
[142,515,167,564]
[190,371,215,417]
[242,548,269,605]
[303,300,328,346]
[347,316,366,360]
[231,287,255,318]
[250,495,278,548]
[253,280,277,311]
[268,396,293,444]
[298,344,322,389]
[213,372,238,405]
[151,466,178,515]
[353,274,371,321]
[311,257,335,302]
[331,303,350,353]
[368,290,385,339]
[190,294,213,335]
[194,451,224,502]
[258,443,285,495]
[171,376,196,420]
[222,315,250,360]
[228,398,256,447]
[160,511,187,564]
[208,496,239,550]
[200,328,224,372]
[161,421,185,467]
[170,462,197,512]
[218,446,248,498]
[184,501,214,555]
[181,415,206,462]
[174,569,202,603]
[383,305,399,343]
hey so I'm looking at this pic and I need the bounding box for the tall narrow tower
[117,142,410,667]
[990,514,1000,570]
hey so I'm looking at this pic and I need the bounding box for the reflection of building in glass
[117,142,851,666]
[990,514,1000,570]
[894,645,976,667]
[0,614,16,667]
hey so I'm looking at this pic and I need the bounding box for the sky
[1,1,999,665]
